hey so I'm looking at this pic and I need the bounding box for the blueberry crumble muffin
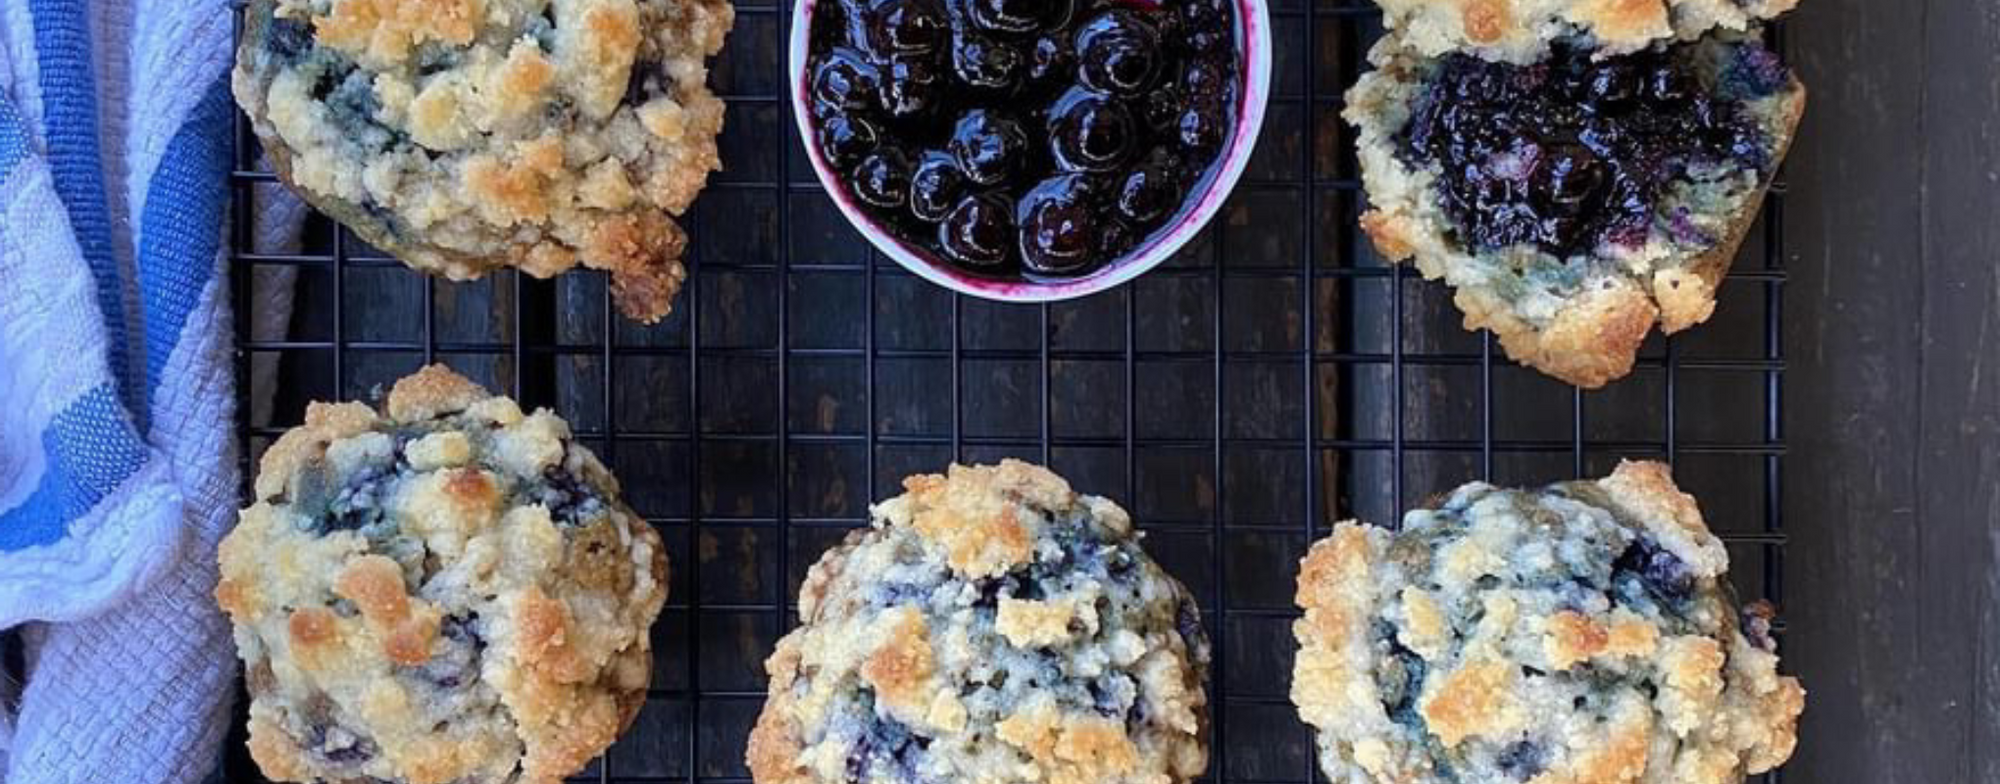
[747,460,1211,784]
[803,0,1242,280]
[1346,0,1805,387]
[234,0,734,323]
[215,365,668,783]
[1291,461,1803,784]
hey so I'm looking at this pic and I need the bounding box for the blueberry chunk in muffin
[1291,461,1804,783]
[233,0,734,323]
[215,365,668,783]
[1346,0,1805,387]
[747,460,1210,784]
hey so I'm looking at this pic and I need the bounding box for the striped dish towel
[0,0,243,780]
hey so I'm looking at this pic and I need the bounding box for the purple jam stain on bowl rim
[789,0,1273,302]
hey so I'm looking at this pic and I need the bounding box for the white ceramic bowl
[788,0,1273,302]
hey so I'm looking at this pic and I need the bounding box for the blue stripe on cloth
[0,96,34,180]
[136,75,233,431]
[0,384,148,551]
[30,0,136,418]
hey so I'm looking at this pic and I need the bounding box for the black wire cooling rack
[226,2,1789,782]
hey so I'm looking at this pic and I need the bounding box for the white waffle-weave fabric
[0,0,247,780]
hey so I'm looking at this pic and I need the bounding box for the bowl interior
[788,0,1274,302]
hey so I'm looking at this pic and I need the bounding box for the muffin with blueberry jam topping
[233,0,733,323]
[1345,0,1805,387]
[215,365,667,783]
[1291,461,1803,784]
[748,460,1210,784]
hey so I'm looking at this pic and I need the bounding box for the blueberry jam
[807,0,1240,279]
[1398,39,1784,258]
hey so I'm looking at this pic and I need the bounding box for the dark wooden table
[229,0,2000,781]
[1782,0,2000,781]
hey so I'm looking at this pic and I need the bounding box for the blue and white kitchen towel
[0,0,244,781]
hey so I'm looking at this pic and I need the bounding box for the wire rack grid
[226,2,1790,782]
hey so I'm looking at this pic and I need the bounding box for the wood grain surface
[227,1,2000,781]
[1783,0,2000,781]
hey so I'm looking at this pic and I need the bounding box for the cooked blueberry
[1182,59,1229,100]
[909,151,967,222]
[1496,740,1547,780]
[1174,596,1205,651]
[1027,33,1073,85]
[948,110,1029,185]
[845,717,929,781]
[816,0,857,49]
[1097,218,1137,258]
[1050,88,1136,172]
[1538,145,1605,207]
[939,194,1015,267]
[812,49,880,112]
[852,149,914,209]
[968,0,1059,34]
[1115,163,1178,224]
[439,613,482,644]
[1645,64,1691,102]
[414,614,484,690]
[1140,85,1188,133]
[828,0,881,55]
[872,581,934,605]
[952,32,1024,91]
[1017,175,1100,275]
[1614,537,1695,603]
[312,463,392,534]
[307,724,377,767]
[1088,674,1137,717]
[871,0,945,54]
[1177,104,1226,151]
[532,464,608,525]
[817,112,878,168]
[1075,11,1160,96]
[1177,0,1231,53]
[1585,65,1637,110]
[264,16,315,60]
[880,54,941,117]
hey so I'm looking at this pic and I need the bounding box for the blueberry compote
[1398,40,1781,258]
[808,0,1239,279]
